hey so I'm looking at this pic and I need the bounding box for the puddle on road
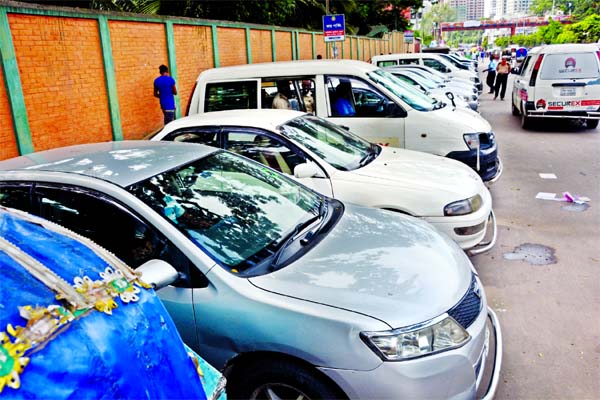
[561,203,590,212]
[503,243,557,265]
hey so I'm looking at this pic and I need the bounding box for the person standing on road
[494,57,511,101]
[486,55,498,94]
[154,65,177,125]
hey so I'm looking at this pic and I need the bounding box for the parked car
[511,43,600,129]
[0,206,225,400]
[395,64,480,95]
[153,110,495,253]
[371,53,483,92]
[0,141,502,400]
[187,60,501,183]
[385,67,479,111]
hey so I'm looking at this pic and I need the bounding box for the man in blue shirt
[154,65,178,125]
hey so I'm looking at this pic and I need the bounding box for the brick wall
[0,67,17,160]
[173,24,213,114]
[250,29,273,63]
[9,14,112,151]
[0,3,400,159]
[110,20,166,139]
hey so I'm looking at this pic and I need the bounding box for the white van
[187,60,501,183]
[371,53,483,92]
[511,44,600,129]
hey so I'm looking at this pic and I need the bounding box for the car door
[0,183,204,350]
[222,127,334,197]
[323,75,406,148]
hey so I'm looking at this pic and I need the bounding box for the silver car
[0,141,502,399]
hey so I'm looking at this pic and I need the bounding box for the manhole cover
[503,243,557,265]
[561,203,590,212]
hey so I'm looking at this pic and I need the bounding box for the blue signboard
[323,14,345,42]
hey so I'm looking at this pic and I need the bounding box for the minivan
[371,53,483,92]
[187,60,501,183]
[511,43,600,129]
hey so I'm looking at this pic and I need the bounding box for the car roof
[0,140,218,187]
[530,43,600,55]
[197,59,378,81]
[161,109,305,134]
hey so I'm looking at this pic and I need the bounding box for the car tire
[586,119,599,129]
[521,108,532,129]
[512,101,520,116]
[227,358,345,400]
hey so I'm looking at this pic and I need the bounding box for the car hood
[348,147,483,201]
[248,204,473,329]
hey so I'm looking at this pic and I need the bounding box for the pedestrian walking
[494,57,511,101]
[486,55,498,94]
[153,64,177,125]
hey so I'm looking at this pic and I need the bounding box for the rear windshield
[539,53,600,80]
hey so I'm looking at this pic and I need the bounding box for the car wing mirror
[445,92,456,108]
[294,162,325,179]
[137,259,180,290]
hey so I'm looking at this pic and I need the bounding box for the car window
[280,115,376,171]
[398,58,419,65]
[225,130,306,175]
[127,151,322,274]
[368,69,437,111]
[0,184,33,213]
[520,56,532,76]
[423,58,449,73]
[31,186,205,287]
[260,78,315,113]
[163,128,221,147]
[377,60,397,67]
[205,81,258,112]
[326,75,401,117]
[539,53,600,80]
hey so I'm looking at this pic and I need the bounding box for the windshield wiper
[358,144,380,167]
[269,199,327,271]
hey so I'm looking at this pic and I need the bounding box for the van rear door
[536,52,600,112]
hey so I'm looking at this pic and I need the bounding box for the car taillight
[536,99,546,109]
[529,54,544,86]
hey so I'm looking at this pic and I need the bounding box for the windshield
[403,71,437,90]
[368,69,437,111]
[441,54,469,70]
[412,69,444,84]
[128,151,322,273]
[280,115,379,171]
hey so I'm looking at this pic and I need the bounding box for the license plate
[560,87,577,97]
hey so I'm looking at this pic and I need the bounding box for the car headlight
[361,316,470,361]
[444,194,483,216]
[463,133,480,150]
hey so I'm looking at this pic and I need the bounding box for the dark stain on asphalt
[561,203,590,212]
[503,243,557,265]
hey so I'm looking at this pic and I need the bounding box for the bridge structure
[441,15,573,37]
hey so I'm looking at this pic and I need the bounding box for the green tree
[529,0,568,16]
[565,13,600,42]
[420,2,455,40]
[494,36,509,48]
[536,18,564,43]
[572,0,600,19]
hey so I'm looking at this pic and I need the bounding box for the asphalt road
[472,72,600,399]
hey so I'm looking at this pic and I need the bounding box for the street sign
[323,14,345,42]
[404,30,414,44]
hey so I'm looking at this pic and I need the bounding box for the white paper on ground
[535,192,558,200]
[539,173,557,179]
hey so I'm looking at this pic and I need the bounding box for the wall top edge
[0,0,397,40]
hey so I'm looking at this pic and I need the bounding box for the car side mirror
[294,162,325,179]
[445,91,456,108]
[137,259,180,290]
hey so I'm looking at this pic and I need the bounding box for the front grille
[448,275,483,329]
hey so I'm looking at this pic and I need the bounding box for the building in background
[441,0,484,21]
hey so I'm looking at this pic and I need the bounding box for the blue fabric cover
[0,210,209,400]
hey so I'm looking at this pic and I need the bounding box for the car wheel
[521,108,532,129]
[586,119,599,129]
[227,358,345,400]
[512,100,520,116]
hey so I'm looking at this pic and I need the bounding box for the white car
[152,109,496,254]
[511,43,600,129]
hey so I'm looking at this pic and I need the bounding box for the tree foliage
[18,0,423,36]
[420,2,455,37]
